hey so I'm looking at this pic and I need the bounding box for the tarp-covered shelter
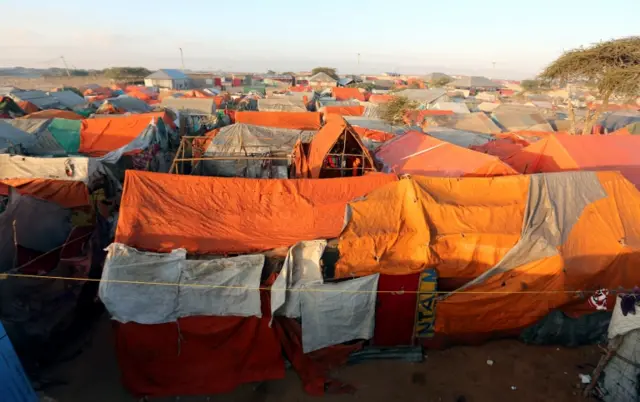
[235,111,322,130]
[0,154,101,208]
[161,97,216,115]
[194,124,316,178]
[79,114,168,157]
[375,131,516,177]
[2,119,67,156]
[492,104,554,132]
[0,96,25,118]
[599,111,640,133]
[304,117,378,178]
[425,112,503,134]
[503,134,640,189]
[331,87,365,101]
[610,122,640,135]
[344,116,412,135]
[257,98,307,112]
[337,171,640,340]
[48,90,85,110]
[0,120,39,154]
[96,96,152,114]
[321,105,365,116]
[21,109,84,120]
[9,90,62,110]
[426,126,494,148]
[115,170,396,254]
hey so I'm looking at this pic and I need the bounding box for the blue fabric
[0,323,38,402]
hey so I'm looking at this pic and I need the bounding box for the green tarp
[48,118,81,154]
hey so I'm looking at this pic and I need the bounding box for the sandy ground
[0,76,112,91]
[43,317,600,402]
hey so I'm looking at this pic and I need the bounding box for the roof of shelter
[146,69,189,80]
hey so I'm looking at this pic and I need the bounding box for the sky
[1,0,639,79]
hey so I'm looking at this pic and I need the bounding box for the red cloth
[114,289,285,397]
[274,317,360,396]
[372,273,420,346]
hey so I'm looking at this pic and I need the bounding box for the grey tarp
[3,118,67,156]
[425,112,503,134]
[99,243,264,324]
[98,96,151,113]
[448,171,607,295]
[198,123,316,178]
[344,117,412,135]
[161,97,216,115]
[0,192,72,270]
[599,111,640,133]
[300,274,379,353]
[49,90,86,109]
[426,126,494,148]
[0,120,37,154]
[258,98,307,112]
[273,240,327,318]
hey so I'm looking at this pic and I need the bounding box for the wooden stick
[584,341,620,397]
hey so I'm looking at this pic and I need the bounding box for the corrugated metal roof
[146,69,189,80]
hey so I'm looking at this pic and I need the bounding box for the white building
[144,69,190,90]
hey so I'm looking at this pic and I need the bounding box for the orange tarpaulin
[20,110,84,120]
[337,172,640,338]
[352,126,395,142]
[306,117,377,179]
[115,170,396,254]
[368,94,395,104]
[322,105,365,116]
[79,114,157,156]
[83,87,112,97]
[0,179,90,208]
[18,101,39,114]
[502,134,640,189]
[404,109,454,125]
[375,131,517,177]
[234,111,322,130]
[331,87,365,101]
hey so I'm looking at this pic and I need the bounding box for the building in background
[144,69,190,90]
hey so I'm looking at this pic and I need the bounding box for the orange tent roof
[115,170,396,254]
[375,131,517,177]
[352,126,395,142]
[502,134,640,188]
[306,117,377,178]
[20,109,84,120]
[234,111,322,130]
[332,87,365,101]
[83,87,112,97]
[404,109,454,125]
[336,171,640,338]
[18,101,39,114]
[79,114,158,156]
[368,94,395,104]
[322,105,365,116]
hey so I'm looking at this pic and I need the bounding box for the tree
[380,96,418,125]
[266,70,276,75]
[311,67,339,80]
[520,79,541,92]
[539,36,640,134]
[103,67,152,79]
[430,76,453,88]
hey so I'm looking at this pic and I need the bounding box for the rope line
[0,272,617,296]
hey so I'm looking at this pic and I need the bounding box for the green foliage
[521,79,541,91]
[311,67,339,80]
[103,67,152,79]
[348,82,375,91]
[380,96,418,125]
[430,76,453,87]
[266,70,276,74]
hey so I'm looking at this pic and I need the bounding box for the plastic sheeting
[116,170,396,254]
[80,115,165,157]
[199,123,316,178]
[4,118,67,156]
[0,120,36,153]
[374,131,516,177]
[161,97,216,115]
[47,118,81,154]
[300,274,379,353]
[235,111,322,130]
[273,240,327,318]
[99,243,265,324]
[0,154,96,184]
[257,99,307,112]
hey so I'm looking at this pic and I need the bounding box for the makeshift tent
[234,111,322,130]
[424,112,502,134]
[257,99,307,112]
[610,122,640,135]
[21,109,84,120]
[491,104,554,132]
[0,154,101,207]
[352,126,395,142]
[115,170,396,254]
[0,96,25,118]
[426,126,494,148]
[599,111,640,133]
[47,118,82,154]
[18,101,39,114]
[161,97,216,115]
[3,119,67,156]
[49,90,85,109]
[344,117,411,135]
[96,96,152,114]
[337,171,640,340]
[194,124,316,178]
[375,131,516,177]
[331,87,365,101]
[304,117,378,178]
[431,102,470,114]
[79,115,167,157]
[502,134,640,189]
[368,94,394,104]
[321,105,365,116]
[0,120,38,154]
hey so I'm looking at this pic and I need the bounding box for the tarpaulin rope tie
[0,272,626,296]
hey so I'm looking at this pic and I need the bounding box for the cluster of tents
[2,81,640,399]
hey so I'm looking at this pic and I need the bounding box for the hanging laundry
[588,289,609,311]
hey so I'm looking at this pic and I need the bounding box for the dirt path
[44,318,600,402]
